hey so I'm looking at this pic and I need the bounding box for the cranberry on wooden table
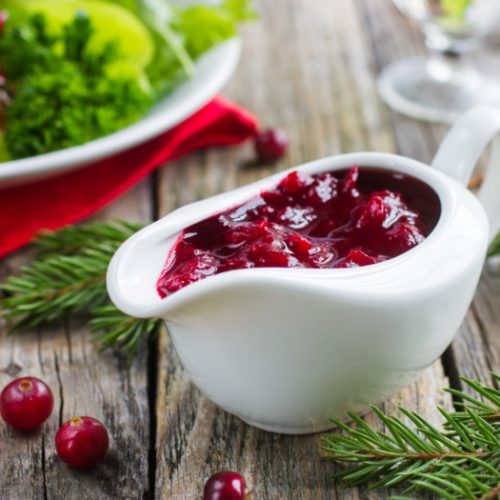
[254,128,289,163]
[203,471,248,500]
[0,376,54,430]
[55,416,109,468]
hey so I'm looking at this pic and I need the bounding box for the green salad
[0,0,254,160]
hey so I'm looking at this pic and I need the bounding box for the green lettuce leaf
[0,0,254,159]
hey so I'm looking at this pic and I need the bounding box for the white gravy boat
[108,106,500,434]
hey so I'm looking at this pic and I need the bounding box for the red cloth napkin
[0,97,258,258]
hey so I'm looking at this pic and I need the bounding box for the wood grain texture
[0,181,153,500]
[447,267,500,393]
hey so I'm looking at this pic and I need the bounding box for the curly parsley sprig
[0,12,153,159]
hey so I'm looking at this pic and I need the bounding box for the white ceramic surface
[0,38,241,187]
[107,106,500,434]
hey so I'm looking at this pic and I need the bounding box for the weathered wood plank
[447,267,500,393]
[153,1,451,498]
[0,180,153,500]
[0,248,46,500]
[474,268,500,374]
[154,358,448,499]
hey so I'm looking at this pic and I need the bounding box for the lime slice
[9,0,154,70]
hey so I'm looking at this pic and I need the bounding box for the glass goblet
[378,0,500,124]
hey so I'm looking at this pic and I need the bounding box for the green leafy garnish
[441,0,474,21]
[174,0,256,59]
[1,11,153,159]
[143,0,255,96]
[0,0,254,160]
[0,134,10,162]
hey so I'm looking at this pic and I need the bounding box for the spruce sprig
[321,375,500,499]
[33,220,143,256]
[488,231,500,258]
[0,221,162,356]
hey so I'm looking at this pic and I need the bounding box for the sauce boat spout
[107,211,201,320]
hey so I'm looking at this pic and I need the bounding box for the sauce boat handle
[432,106,500,242]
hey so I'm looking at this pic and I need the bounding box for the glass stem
[423,24,479,87]
[426,50,466,85]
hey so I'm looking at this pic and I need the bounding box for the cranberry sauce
[156,167,441,297]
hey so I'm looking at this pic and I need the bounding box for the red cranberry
[55,416,109,468]
[340,165,359,194]
[0,377,54,430]
[302,175,337,207]
[203,471,247,500]
[279,171,312,195]
[339,249,380,268]
[286,233,313,255]
[386,223,425,253]
[255,128,288,163]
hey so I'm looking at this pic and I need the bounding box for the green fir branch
[321,376,500,499]
[488,232,500,258]
[34,220,143,256]
[0,221,161,357]
[90,305,160,355]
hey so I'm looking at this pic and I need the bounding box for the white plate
[0,38,241,187]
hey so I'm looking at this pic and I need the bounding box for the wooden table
[1,0,499,498]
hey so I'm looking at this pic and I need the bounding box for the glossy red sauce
[157,166,441,297]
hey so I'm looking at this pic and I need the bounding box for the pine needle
[321,376,500,499]
[488,232,500,258]
[0,221,162,357]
